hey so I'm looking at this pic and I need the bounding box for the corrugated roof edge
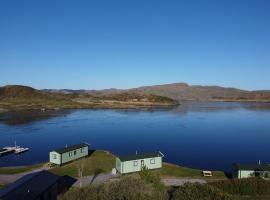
[118,151,163,162]
[52,143,89,154]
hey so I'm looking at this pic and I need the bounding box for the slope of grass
[158,163,227,180]
[50,151,226,179]
[49,150,115,177]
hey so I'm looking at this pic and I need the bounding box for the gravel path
[73,173,120,187]
[1,167,206,188]
[162,178,206,186]
[0,167,119,187]
[0,166,48,185]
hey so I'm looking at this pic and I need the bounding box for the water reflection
[0,102,270,170]
[0,102,270,126]
[0,109,71,125]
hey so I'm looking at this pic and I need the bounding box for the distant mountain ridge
[42,82,270,102]
[130,82,270,101]
[41,88,123,95]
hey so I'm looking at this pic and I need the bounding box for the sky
[0,0,270,90]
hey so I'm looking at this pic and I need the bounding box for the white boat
[14,147,29,154]
[0,147,16,156]
[1,141,30,156]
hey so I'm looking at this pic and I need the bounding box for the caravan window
[150,158,155,164]
[133,161,138,166]
[69,152,72,157]
[53,154,57,159]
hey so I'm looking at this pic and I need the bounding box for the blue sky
[0,0,270,90]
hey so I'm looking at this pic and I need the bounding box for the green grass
[0,163,44,175]
[49,150,115,177]
[157,163,227,180]
[235,196,270,200]
[0,184,4,189]
[50,151,227,179]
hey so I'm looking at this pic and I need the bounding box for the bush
[139,166,165,190]
[58,176,168,200]
[172,183,234,200]
[210,178,270,196]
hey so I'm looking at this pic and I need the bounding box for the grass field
[0,183,4,189]
[0,163,44,175]
[49,150,115,177]
[158,163,227,180]
[0,150,226,180]
[49,150,226,180]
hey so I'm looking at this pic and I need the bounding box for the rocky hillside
[0,85,177,112]
[0,85,43,98]
[130,83,270,102]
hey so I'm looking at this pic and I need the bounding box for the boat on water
[14,147,30,154]
[0,147,16,156]
[0,141,29,156]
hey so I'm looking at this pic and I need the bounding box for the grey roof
[53,143,89,154]
[0,171,61,200]
[118,152,162,162]
[233,163,269,171]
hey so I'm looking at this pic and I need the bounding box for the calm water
[0,102,270,171]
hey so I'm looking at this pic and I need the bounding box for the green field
[158,163,227,180]
[50,150,115,177]
[0,150,226,181]
[49,150,226,180]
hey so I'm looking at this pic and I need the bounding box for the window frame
[133,160,138,166]
[150,158,155,164]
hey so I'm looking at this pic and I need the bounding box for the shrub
[139,166,165,190]
[172,183,234,200]
[210,178,270,196]
[58,176,168,200]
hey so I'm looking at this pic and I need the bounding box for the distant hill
[0,85,177,112]
[1,83,270,113]
[43,82,270,102]
[130,83,270,102]
[0,85,78,111]
[0,85,43,98]
[42,88,124,95]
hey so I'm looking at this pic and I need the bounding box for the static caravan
[50,143,89,165]
[116,152,163,174]
[233,164,269,179]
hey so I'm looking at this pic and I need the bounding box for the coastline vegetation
[1,150,270,200]
[58,170,270,200]
[49,150,226,180]
[0,150,226,180]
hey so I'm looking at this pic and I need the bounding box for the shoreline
[1,99,270,114]
[0,150,227,181]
